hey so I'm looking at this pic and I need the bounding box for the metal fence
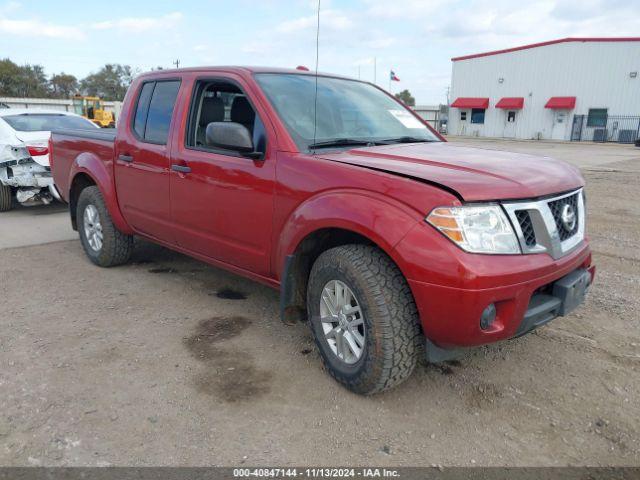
[571,114,640,143]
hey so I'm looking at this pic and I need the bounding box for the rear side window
[131,80,180,144]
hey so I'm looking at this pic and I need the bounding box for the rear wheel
[0,184,13,212]
[307,244,421,395]
[77,186,133,267]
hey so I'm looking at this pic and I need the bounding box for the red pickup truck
[50,67,594,394]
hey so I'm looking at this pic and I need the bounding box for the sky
[2,0,639,104]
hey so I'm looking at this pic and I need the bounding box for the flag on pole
[390,70,400,81]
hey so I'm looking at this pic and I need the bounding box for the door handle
[171,164,191,174]
[118,154,134,163]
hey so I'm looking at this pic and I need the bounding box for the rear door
[114,79,181,242]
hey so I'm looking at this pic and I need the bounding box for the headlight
[426,205,520,254]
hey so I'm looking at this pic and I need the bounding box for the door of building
[503,110,517,138]
[551,111,567,140]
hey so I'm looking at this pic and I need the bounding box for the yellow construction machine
[71,96,115,128]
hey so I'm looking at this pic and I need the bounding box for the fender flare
[276,189,421,279]
[68,152,133,235]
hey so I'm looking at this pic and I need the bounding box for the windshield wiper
[381,136,435,144]
[308,138,384,149]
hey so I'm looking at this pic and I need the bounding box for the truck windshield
[1,114,97,132]
[255,73,439,151]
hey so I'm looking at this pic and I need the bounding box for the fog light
[480,303,497,330]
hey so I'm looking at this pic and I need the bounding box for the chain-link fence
[571,114,640,143]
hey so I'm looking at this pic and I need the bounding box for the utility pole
[173,59,180,69]
[358,65,361,80]
[445,86,450,105]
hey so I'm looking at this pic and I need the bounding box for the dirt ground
[1,138,638,467]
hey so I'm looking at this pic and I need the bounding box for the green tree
[50,73,79,98]
[80,64,134,101]
[394,89,416,107]
[0,58,23,96]
[0,58,49,97]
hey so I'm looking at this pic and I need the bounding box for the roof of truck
[136,66,356,81]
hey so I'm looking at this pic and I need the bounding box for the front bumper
[394,223,594,349]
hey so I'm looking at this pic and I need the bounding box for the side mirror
[206,121,253,152]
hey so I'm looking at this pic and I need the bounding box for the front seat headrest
[230,96,255,126]
[199,96,225,126]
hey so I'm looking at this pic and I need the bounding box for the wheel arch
[277,191,420,325]
[67,153,132,234]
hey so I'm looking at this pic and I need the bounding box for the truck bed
[50,128,116,203]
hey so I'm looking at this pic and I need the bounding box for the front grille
[515,210,536,246]
[548,193,579,241]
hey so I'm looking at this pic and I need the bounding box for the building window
[460,111,467,121]
[507,111,516,122]
[471,108,485,124]
[587,108,607,127]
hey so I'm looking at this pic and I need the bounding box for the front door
[114,79,181,241]
[169,77,276,277]
[551,111,567,140]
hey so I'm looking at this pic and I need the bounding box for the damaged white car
[0,109,99,211]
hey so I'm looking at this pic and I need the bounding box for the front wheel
[307,244,421,395]
[77,186,133,267]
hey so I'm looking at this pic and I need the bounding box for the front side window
[507,111,516,122]
[131,80,180,144]
[460,111,467,121]
[470,108,485,124]
[255,73,439,151]
[587,108,607,127]
[186,79,266,155]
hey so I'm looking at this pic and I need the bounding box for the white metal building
[448,38,640,142]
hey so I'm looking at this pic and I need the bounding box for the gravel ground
[0,139,638,467]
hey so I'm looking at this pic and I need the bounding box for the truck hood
[319,142,584,201]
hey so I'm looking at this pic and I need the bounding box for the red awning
[495,97,524,109]
[451,97,489,109]
[545,96,576,109]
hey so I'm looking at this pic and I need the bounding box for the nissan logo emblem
[561,204,577,231]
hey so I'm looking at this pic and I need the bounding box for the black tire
[77,186,133,267]
[307,244,421,395]
[0,184,13,212]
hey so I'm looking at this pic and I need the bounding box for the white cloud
[365,36,397,49]
[94,12,183,33]
[276,9,352,33]
[0,1,21,14]
[365,0,448,19]
[0,17,84,39]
